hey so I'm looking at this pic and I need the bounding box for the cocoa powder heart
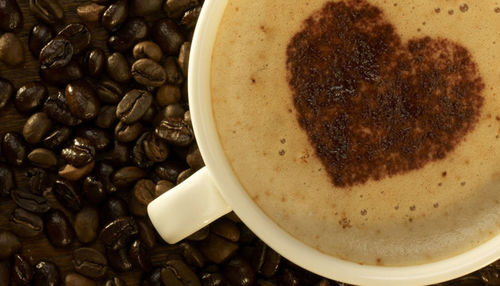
[287,0,484,187]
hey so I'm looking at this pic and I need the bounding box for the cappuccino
[211,0,500,266]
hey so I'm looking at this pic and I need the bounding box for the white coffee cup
[147,0,500,284]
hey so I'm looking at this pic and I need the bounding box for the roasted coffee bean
[27,148,58,168]
[29,0,64,24]
[211,218,240,242]
[39,38,73,69]
[143,133,169,162]
[77,127,111,151]
[0,33,24,66]
[0,0,22,31]
[12,189,50,213]
[40,61,83,86]
[0,164,14,196]
[143,267,162,286]
[83,47,105,77]
[2,132,27,166]
[100,197,128,226]
[224,258,256,286]
[25,167,51,195]
[181,7,201,30]
[33,260,60,286]
[45,209,75,247]
[57,23,91,55]
[200,234,238,264]
[96,105,118,128]
[260,246,281,278]
[107,247,132,272]
[105,276,126,286]
[65,80,100,120]
[23,112,52,145]
[15,82,48,113]
[178,42,191,76]
[201,271,225,286]
[155,180,174,197]
[43,91,83,126]
[74,207,99,243]
[96,162,117,193]
[131,0,163,16]
[115,121,143,143]
[180,242,205,268]
[131,132,155,169]
[29,24,54,57]
[130,179,155,216]
[0,260,10,286]
[12,254,32,285]
[52,179,82,212]
[10,208,43,238]
[133,41,163,62]
[164,57,183,85]
[97,79,123,104]
[184,111,191,125]
[137,219,156,248]
[0,78,14,109]
[164,0,199,18]
[163,103,185,119]
[129,240,151,271]
[109,140,129,165]
[186,226,209,241]
[62,137,95,167]
[187,143,204,170]
[100,217,138,250]
[153,18,184,55]
[59,161,95,181]
[161,259,201,286]
[177,168,194,184]
[64,272,96,286]
[73,247,108,279]
[108,17,148,52]
[77,3,106,23]
[155,117,193,146]
[141,104,157,123]
[106,52,131,83]
[157,84,181,107]
[132,58,167,87]
[102,0,128,32]
[154,160,185,183]
[0,231,21,259]
[279,267,301,286]
[82,176,106,204]
[42,126,72,149]
[117,89,153,124]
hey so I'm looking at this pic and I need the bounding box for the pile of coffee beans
[0,0,497,285]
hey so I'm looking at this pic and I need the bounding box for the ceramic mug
[147,0,500,284]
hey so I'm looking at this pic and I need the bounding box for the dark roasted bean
[137,219,156,248]
[141,104,157,123]
[480,266,500,285]
[164,57,183,85]
[77,3,106,23]
[40,61,83,86]
[133,41,163,61]
[117,89,153,123]
[52,179,82,212]
[100,217,138,250]
[107,247,132,272]
[164,0,199,18]
[29,24,54,57]
[39,38,73,69]
[73,247,108,279]
[261,247,281,278]
[131,0,163,16]
[178,42,191,76]
[74,207,99,243]
[144,133,169,162]
[12,254,32,285]
[224,258,255,286]
[2,132,27,166]
[62,137,95,167]
[211,218,240,242]
[23,112,52,145]
[10,208,43,238]
[279,267,301,286]
[0,78,14,109]
[82,175,106,204]
[131,132,155,169]
[153,18,184,55]
[15,81,48,113]
[58,161,95,181]
[29,0,64,24]
[27,148,58,168]
[97,79,123,104]
[106,52,131,83]
[187,226,209,242]
[109,140,130,165]
[0,164,14,196]
[25,167,51,195]
[105,276,127,286]
[108,17,148,52]
[199,234,238,264]
[102,0,128,32]
[132,58,167,87]
[154,160,185,183]
[11,189,50,213]
[33,261,60,286]
[96,162,117,193]
[56,23,91,55]
[184,111,191,125]
[187,143,204,170]
[65,80,100,120]
[143,267,162,286]
[100,197,128,226]
[155,117,193,146]
[0,231,21,259]
[155,180,174,197]
[201,271,225,286]
[129,240,151,272]
[177,168,194,184]
[130,179,155,216]
[164,103,185,119]
[43,91,83,126]
[0,33,24,66]
[181,7,201,30]
[157,84,181,107]
[64,272,96,286]
[0,0,22,31]
[77,127,111,151]
[96,105,118,128]
[115,121,143,143]
[45,209,75,247]
[83,47,105,77]
[0,260,10,285]
[181,242,206,268]
[42,126,72,149]
[161,259,201,286]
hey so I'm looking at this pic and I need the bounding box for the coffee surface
[211,0,500,265]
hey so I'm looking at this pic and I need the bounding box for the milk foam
[211,0,500,265]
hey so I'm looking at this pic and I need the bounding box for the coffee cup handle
[147,167,232,244]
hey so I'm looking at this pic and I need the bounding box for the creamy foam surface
[211,0,500,266]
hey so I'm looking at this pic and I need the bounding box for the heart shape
[287,0,484,187]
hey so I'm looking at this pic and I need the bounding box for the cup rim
[188,0,500,285]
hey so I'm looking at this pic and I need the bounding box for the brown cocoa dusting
[360,209,368,216]
[435,8,441,13]
[495,7,500,13]
[279,149,286,156]
[461,181,466,186]
[286,0,484,188]
[280,138,286,144]
[460,4,469,12]
[442,171,447,177]
[339,217,352,228]
[433,203,439,208]
[448,9,455,15]
[410,205,416,211]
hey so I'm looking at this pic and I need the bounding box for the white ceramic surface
[147,0,500,285]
